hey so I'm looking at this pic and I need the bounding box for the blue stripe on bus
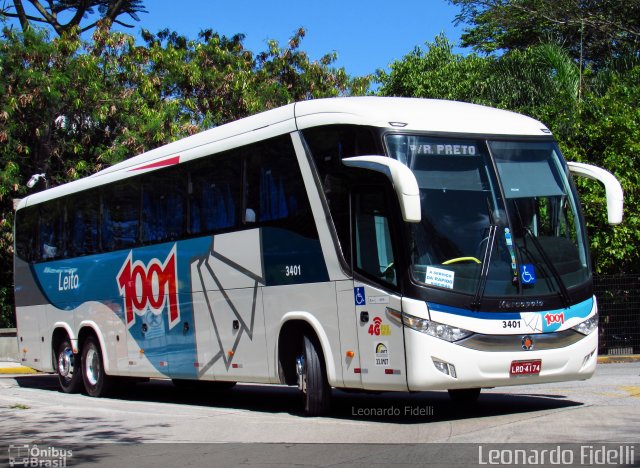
[26,227,327,378]
[427,297,594,331]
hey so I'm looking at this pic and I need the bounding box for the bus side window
[354,190,397,286]
[15,206,38,262]
[142,170,186,243]
[189,155,241,235]
[302,125,380,265]
[245,137,307,224]
[69,193,100,256]
[102,181,140,251]
[39,201,65,260]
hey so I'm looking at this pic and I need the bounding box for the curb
[597,355,640,364]
[0,365,38,375]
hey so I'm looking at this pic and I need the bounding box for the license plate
[510,359,541,375]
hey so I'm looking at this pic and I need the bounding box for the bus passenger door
[351,188,408,391]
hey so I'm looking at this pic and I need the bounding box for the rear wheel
[56,340,83,393]
[81,336,114,397]
[448,388,481,403]
[296,334,330,416]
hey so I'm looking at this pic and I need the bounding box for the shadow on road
[12,374,583,424]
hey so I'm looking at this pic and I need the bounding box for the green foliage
[449,0,640,68]
[378,35,639,276]
[559,68,640,274]
[377,35,492,103]
[0,22,371,327]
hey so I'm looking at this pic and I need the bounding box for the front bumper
[405,327,598,391]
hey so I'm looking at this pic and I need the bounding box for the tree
[558,67,640,275]
[377,34,581,117]
[376,35,492,103]
[377,35,639,276]
[0,0,147,35]
[0,22,370,327]
[449,0,640,68]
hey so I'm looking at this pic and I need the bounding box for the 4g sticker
[368,317,391,336]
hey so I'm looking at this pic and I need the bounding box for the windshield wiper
[522,227,570,307]
[471,199,499,310]
[471,224,497,310]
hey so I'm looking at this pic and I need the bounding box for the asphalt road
[0,363,638,466]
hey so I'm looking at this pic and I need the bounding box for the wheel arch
[276,312,338,387]
[76,321,111,372]
[50,323,75,370]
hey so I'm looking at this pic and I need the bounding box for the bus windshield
[386,134,590,300]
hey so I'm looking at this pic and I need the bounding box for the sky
[118,0,465,77]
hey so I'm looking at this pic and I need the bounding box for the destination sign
[409,143,478,156]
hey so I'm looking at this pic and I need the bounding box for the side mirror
[567,162,623,225]
[342,156,421,223]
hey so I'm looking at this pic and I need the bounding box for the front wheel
[56,340,83,393]
[81,336,114,397]
[296,334,330,416]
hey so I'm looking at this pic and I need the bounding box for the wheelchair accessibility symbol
[520,264,537,285]
[354,287,366,306]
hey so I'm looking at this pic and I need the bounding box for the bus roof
[16,97,551,209]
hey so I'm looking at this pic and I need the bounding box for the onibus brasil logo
[117,245,181,330]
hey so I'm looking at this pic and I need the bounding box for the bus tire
[55,340,83,394]
[81,336,114,397]
[448,388,481,403]
[299,334,330,416]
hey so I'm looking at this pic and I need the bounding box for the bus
[13,97,623,416]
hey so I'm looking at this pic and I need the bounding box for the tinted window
[143,170,187,243]
[189,154,241,234]
[245,137,309,225]
[15,206,38,262]
[302,125,379,262]
[39,201,65,260]
[302,125,379,179]
[69,193,101,256]
[102,181,140,250]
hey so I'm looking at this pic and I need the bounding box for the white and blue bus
[13,97,623,415]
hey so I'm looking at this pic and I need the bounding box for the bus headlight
[571,313,599,336]
[402,313,473,342]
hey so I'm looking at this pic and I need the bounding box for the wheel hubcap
[295,355,306,392]
[85,347,99,386]
[58,347,74,380]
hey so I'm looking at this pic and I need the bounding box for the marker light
[402,312,473,342]
[346,350,355,358]
[571,313,599,336]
